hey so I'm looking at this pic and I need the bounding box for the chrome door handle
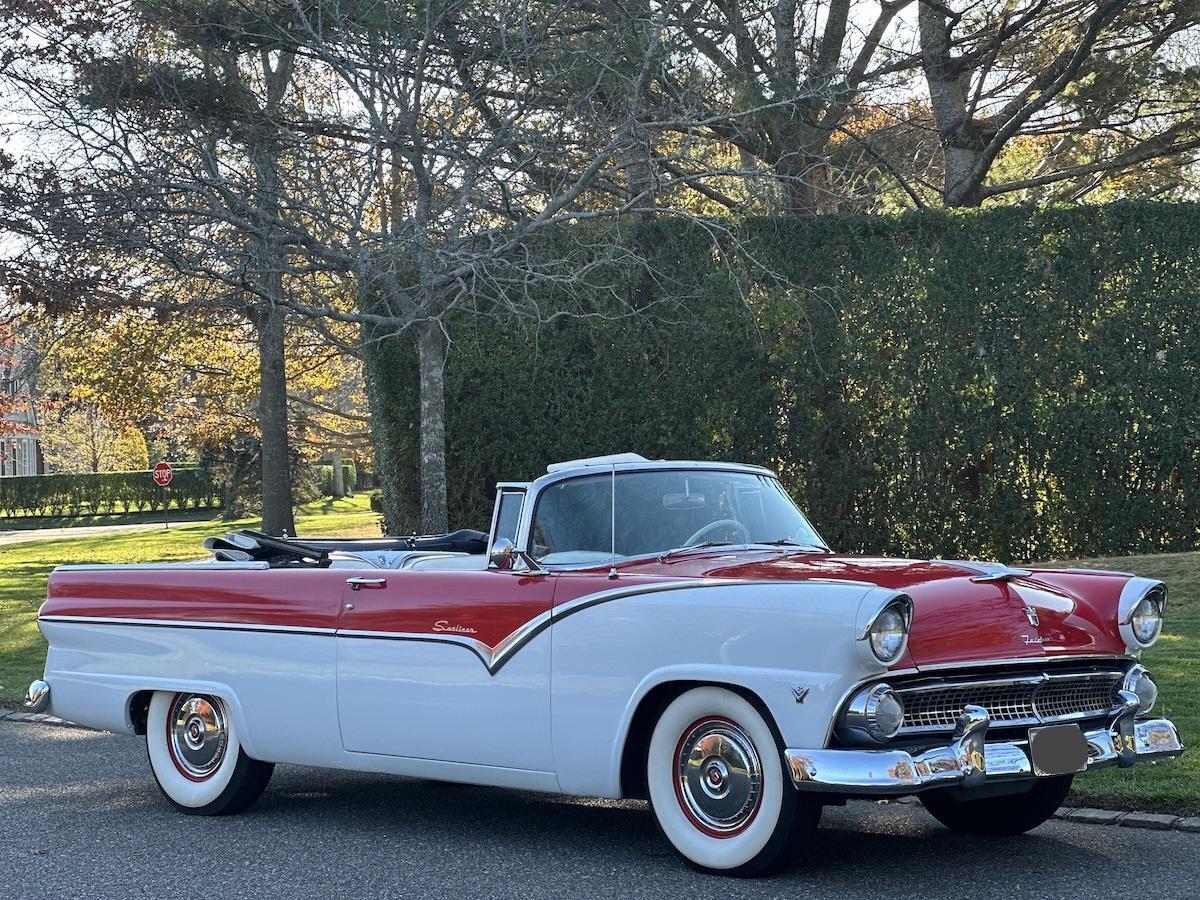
[346,577,387,591]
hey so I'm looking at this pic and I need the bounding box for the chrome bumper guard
[787,694,1183,795]
[24,680,51,714]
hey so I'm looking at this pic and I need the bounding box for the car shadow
[254,767,1117,883]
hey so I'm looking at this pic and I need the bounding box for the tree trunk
[778,152,838,214]
[416,320,448,534]
[256,299,296,536]
[331,449,345,499]
[918,3,986,208]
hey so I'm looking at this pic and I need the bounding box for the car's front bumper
[786,697,1183,795]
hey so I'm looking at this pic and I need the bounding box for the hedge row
[363,202,1200,562]
[0,468,221,517]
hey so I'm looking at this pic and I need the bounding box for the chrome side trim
[41,578,882,676]
[37,615,336,637]
[54,562,270,572]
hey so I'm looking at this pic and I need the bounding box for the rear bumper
[786,701,1183,795]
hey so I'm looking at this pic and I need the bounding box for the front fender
[550,579,912,797]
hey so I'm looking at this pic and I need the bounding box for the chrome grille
[895,670,1123,734]
[1035,677,1122,719]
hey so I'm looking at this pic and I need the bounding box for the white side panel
[40,620,561,789]
[550,580,897,797]
[39,621,341,766]
[336,633,554,773]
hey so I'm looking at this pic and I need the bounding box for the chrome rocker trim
[786,700,1183,795]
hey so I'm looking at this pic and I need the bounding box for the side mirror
[489,537,517,570]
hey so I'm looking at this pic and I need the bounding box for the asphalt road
[3,721,1198,900]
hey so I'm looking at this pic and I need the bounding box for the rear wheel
[146,691,274,815]
[646,686,820,876]
[920,775,1073,835]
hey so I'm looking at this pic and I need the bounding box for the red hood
[616,552,1130,669]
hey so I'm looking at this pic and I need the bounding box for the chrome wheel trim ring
[676,718,762,835]
[168,694,229,780]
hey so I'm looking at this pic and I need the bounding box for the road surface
[2,720,1197,899]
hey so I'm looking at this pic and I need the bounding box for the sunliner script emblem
[433,620,478,634]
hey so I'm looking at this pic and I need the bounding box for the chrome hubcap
[169,695,228,778]
[677,719,762,834]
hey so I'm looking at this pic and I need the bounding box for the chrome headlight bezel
[1118,579,1166,651]
[837,682,906,744]
[862,597,912,665]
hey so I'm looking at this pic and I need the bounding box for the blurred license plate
[1029,724,1090,776]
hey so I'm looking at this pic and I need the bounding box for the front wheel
[920,774,1073,835]
[146,691,274,815]
[646,686,820,876]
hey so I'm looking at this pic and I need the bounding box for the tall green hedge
[363,203,1200,562]
[0,468,221,517]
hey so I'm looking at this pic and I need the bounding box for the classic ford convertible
[28,454,1182,875]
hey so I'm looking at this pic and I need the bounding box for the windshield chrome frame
[509,461,827,572]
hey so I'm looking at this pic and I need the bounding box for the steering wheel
[683,518,750,547]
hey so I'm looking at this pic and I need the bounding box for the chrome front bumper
[786,696,1184,795]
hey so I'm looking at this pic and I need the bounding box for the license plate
[1029,724,1090,776]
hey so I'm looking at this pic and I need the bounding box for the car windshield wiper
[755,538,832,553]
[658,540,738,561]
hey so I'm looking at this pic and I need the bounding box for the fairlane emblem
[433,620,479,634]
[1022,634,1047,645]
[1023,606,1040,627]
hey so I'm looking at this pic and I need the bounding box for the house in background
[1,336,45,476]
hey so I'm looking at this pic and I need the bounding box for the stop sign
[152,461,174,487]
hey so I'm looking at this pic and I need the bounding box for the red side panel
[336,571,559,649]
[43,567,349,631]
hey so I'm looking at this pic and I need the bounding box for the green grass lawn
[0,495,381,704]
[0,521,1194,814]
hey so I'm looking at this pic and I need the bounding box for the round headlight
[1130,592,1164,645]
[869,603,909,663]
[1124,665,1158,714]
[838,683,906,743]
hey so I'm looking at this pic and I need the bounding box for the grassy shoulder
[0,495,381,704]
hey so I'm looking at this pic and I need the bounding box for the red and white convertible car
[28,454,1182,875]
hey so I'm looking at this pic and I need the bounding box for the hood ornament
[935,559,1033,583]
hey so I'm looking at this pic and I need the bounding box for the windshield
[529,469,825,564]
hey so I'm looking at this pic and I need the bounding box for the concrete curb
[1054,806,1200,834]
[0,706,70,727]
[889,795,1200,834]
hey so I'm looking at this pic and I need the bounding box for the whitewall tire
[646,686,819,876]
[146,691,274,815]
